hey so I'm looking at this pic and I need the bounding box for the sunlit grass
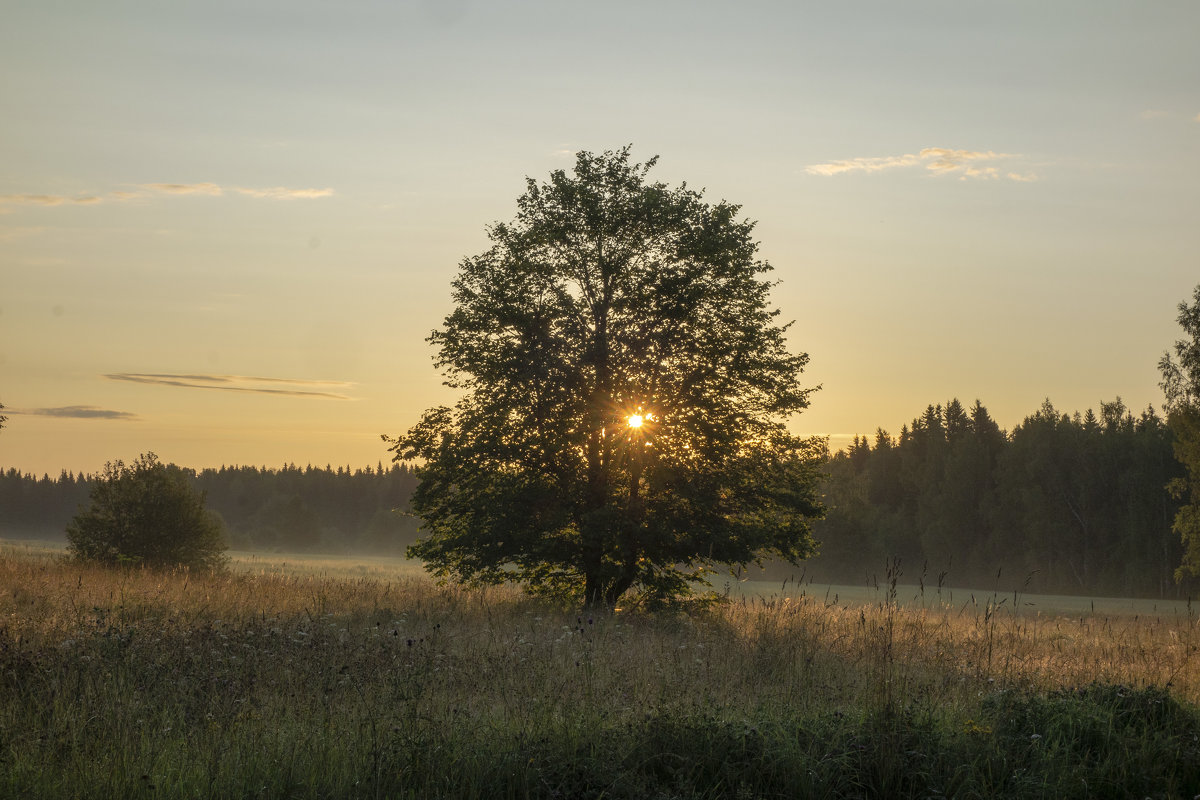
[2,548,1198,797]
[228,549,428,582]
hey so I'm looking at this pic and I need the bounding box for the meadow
[2,543,1199,798]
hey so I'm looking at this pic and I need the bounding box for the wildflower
[963,719,992,736]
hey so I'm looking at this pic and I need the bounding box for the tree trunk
[603,573,635,609]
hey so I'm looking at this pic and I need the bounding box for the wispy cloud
[141,182,224,196]
[140,183,335,199]
[0,183,334,210]
[233,187,336,199]
[105,373,354,400]
[0,194,103,207]
[9,406,139,420]
[804,153,924,176]
[806,147,1037,182]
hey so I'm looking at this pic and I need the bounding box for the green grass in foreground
[2,549,1199,798]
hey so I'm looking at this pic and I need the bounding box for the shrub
[66,452,227,569]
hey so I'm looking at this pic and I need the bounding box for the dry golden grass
[4,545,1196,706]
[4,545,1199,797]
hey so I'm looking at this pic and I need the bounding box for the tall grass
[2,548,1198,798]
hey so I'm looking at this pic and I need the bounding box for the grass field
[2,542,1199,798]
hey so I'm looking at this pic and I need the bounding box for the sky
[2,0,1198,478]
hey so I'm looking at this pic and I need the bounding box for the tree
[387,147,824,607]
[66,453,227,569]
[1161,284,1200,581]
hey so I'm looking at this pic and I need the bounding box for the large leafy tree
[1161,284,1200,581]
[388,147,824,607]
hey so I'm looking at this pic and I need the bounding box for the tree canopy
[66,453,228,570]
[1160,284,1200,580]
[388,147,824,607]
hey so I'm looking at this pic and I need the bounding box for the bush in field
[66,452,227,569]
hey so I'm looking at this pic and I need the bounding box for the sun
[626,411,654,429]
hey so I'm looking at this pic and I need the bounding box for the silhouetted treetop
[389,146,824,608]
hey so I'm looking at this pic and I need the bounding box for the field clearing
[229,550,1200,620]
[6,538,1190,618]
[3,542,1200,796]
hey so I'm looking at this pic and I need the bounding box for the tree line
[0,404,1192,596]
[0,462,420,555]
[804,397,1188,598]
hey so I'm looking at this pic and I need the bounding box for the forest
[802,396,1188,598]
[0,462,420,556]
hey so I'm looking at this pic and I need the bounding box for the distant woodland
[0,463,420,556]
[800,397,1188,599]
[0,395,1192,598]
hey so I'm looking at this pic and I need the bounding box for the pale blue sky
[2,0,1198,476]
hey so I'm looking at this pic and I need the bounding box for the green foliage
[1162,284,1200,581]
[812,397,1183,595]
[389,147,823,607]
[66,453,227,569]
[1160,284,1200,413]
